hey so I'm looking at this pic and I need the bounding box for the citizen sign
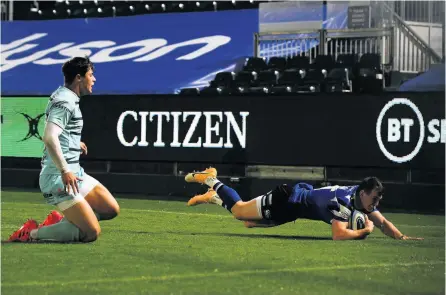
[376,98,445,163]
[116,111,249,148]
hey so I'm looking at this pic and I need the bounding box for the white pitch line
[2,261,443,288]
[2,202,444,228]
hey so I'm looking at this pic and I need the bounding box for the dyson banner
[1,10,258,95]
[73,93,444,169]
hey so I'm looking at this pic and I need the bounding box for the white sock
[204,177,221,189]
[30,229,38,240]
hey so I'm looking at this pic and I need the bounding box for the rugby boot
[185,167,217,184]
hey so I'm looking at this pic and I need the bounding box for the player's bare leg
[186,167,263,221]
[84,183,120,221]
[10,199,101,243]
[58,200,101,242]
[230,199,263,221]
[188,189,263,220]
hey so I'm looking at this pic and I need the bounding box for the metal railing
[382,1,442,72]
[1,0,13,21]
[324,28,394,66]
[254,30,322,63]
[254,26,441,73]
[254,28,394,67]
[384,0,444,24]
[392,14,442,72]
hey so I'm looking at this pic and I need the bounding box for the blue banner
[1,10,258,95]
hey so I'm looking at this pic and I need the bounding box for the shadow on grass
[122,229,333,241]
[199,232,333,241]
[1,240,88,245]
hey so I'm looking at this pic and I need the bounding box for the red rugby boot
[8,219,38,242]
[38,210,64,228]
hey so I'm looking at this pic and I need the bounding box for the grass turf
[1,190,445,295]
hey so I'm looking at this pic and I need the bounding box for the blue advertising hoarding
[1,10,258,95]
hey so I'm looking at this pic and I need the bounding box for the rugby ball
[348,210,366,230]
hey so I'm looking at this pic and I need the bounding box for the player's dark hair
[357,177,384,196]
[62,56,94,84]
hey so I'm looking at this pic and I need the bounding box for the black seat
[247,70,279,94]
[234,71,255,87]
[179,88,200,95]
[277,69,302,86]
[296,69,325,93]
[354,53,383,93]
[336,54,358,68]
[200,86,231,95]
[253,70,278,87]
[326,68,353,92]
[270,69,302,93]
[359,53,381,69]
[210,72,234,88]
[243,57,268,72]
[286,55,310,70]
[311,55,335,75]
[267,57,287,71]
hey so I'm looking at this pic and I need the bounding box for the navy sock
[213,183,241,212]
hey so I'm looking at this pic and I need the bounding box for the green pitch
[2,190,444,295]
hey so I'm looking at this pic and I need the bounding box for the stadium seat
[253,70,279,87]
[200,86,231,95]
[359,53,381,69]
[312,55,335,69]
[286,55,310,71]
[243,57,268,72]
[310,55,335,78]
[209,72,235,88]
[336,54,358,68]
[267,57,287,71]
[270,69,302,93]
[355,53,384,93]
[19,1,261,20]
[179,88,200,95]
[247,70,279,93]
[234,71,256,93]
[325,54,357,93]
[297,69,325,93]
[325,68,353,92]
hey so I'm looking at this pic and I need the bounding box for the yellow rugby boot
[184,167,217,184]
[187,189,222,206]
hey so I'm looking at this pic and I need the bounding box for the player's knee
[103,203,120,220]
[82,225,101,243]
[107,203,120,219]
[231,205,245,220]
[113,203,120,217]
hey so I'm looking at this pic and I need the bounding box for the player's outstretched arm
[367,211,424,240]
[331,219,374,240]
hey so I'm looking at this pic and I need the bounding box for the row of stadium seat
[242,54,381,73]
[180,54,384,95]
[17,0,261,20]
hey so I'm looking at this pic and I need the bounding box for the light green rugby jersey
[40,86,83,175]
